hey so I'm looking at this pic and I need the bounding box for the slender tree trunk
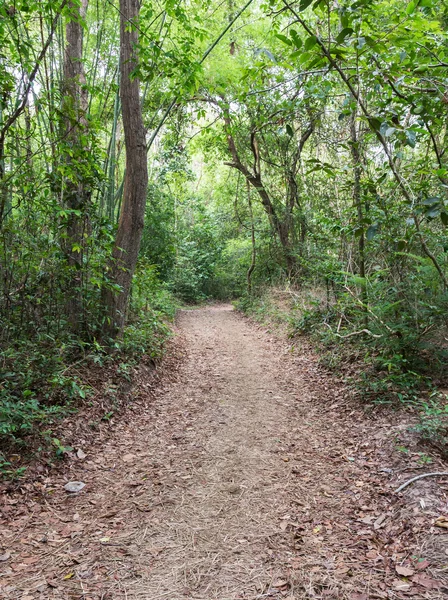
[350,111,368,326]
[246,180,256,294]
[63,0,89,329]
[101,0,148,338]
[222,111,296,274]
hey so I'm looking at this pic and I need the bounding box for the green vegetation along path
[1,305,447,599]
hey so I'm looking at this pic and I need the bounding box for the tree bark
[246,180,256,294]
[350,110,368,326]
[101,0,148,338]
[63,0,90,329]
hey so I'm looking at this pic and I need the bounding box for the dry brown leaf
[411,574,440,589]
[396,565,414,577]
[77,449,86,459]
[0,551,11,562]
[123,453,136,462]
[393,579,411,591]
[415,559,430,571]
[373,513,387,529]
[435,516,448,529]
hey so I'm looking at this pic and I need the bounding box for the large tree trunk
[63,0,89,329]
[101,0,148,338]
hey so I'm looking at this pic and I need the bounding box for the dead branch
[323,323,382,339]
[395,472,448,493]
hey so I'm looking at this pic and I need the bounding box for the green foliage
[168,203,223,303]
[414,392,448,455]
[3,0,448,463]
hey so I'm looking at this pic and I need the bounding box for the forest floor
[1,305,448,600]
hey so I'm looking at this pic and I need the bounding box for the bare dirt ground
[1,305,448,599]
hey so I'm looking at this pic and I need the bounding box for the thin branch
[0,0,68,144]
[323,323,382,339]
[395,472,448,493]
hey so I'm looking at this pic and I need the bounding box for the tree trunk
[63,0,89,329]
[222,109,296,274]
[246,180,256,294]
[101,0,148,338]
[350,111,368,326]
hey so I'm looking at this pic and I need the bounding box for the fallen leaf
[63,572,74,580]
[273,579,288,588]
[0,551,11,562]
[396,565,414,577]
[415,559,430,571]
[393,579,411,591]
[313,525,322,534]
[122,453,136,463]
[435,516,448,529]
[359,516,375,525]
[99,537,110,543]
[77,449,86,459]
[373,513,387,529]
[35,581,47,592]
[411,574,440,589]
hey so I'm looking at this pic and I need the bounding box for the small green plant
[52,437,73,458]
[413,391,448,454]
[417,452,433,465]
[0,454,27,479]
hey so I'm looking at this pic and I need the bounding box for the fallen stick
[395,472,448,493]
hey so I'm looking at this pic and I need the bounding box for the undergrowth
[0,262,177,478]
[237,286,448,457]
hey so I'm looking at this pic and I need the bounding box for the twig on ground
[323,323,382,339]
[395,472,448,493]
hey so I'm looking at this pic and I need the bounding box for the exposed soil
[1,305,448,599]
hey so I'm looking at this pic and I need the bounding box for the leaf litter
[1,305,448,599]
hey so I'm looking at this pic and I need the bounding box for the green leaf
[299,0,314,10]
[336,27,353,44]
[290,29,302,49]
[286,124,294,137]
[441,212,448,226]
[275,34,292,46]
[405,129,416,148]
[366,224,379,241]
[406,1,416,14]
[426,207,440,218]
[368,117,381,131]
[304,35,317,51]
[422,197,439,206]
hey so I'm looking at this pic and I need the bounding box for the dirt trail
[1,306,447,599]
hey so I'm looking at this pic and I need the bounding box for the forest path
[1,305,447,599]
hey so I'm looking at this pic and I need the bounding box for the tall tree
[102,0,148,337]
[63,0,90,329]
